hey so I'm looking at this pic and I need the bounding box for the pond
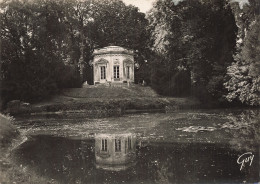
[12,109,259,183]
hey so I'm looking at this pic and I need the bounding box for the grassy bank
[0,113,58,184]
[0,114,18,148]
[6,85,201,117]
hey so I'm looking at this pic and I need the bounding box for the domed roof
[93,46,134,56]
[103,46,123,49]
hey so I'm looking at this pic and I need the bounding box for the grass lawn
[15,84,200,116]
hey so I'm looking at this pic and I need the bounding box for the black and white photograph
[0,0,259,183]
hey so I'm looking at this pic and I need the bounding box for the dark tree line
[147,0,259,106]
[147,0,238,103]
[1,0,82,106]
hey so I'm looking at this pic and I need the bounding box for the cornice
[94,53,133,58]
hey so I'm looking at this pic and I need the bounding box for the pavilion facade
[92,46,135,85]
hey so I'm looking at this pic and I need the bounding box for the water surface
[13,109,260,183]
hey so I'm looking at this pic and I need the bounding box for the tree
[224,17,260,105]
[224,0,260,106]
[0,0,81,107]
[147,0,237,100]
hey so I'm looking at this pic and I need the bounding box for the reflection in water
[95,133,136,171]
[224,110,260,152]
[13,134,259,184]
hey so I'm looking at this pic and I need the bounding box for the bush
[167,70,191,96]
[1,58,81,109]
[55,65,82,89]
[151,65,191,97]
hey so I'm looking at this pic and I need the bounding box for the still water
[13,109,260,183]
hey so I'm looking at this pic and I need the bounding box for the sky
[122,0,156,13]
[231,0,249,8]
[122,0,250,13]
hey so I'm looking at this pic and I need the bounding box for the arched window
[101,139,107,152]
[114,66,120,79]
[126,66,130,79]
[115,139,121,152]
